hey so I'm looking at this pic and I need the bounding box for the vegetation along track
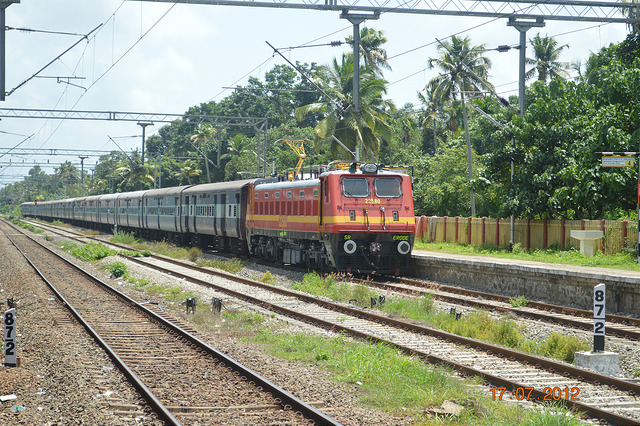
[21,218,640,423]
[1,219,341,426]
[360,276,640,341]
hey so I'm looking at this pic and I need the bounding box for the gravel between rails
[0,230,409,426]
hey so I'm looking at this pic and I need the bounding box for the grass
[413,240,640,271]
[295,273,590,363]
[196,257,247,274]
[251,329,584,425]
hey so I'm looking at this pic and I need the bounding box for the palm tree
[417,86,444,152]
[190,124,219,182]
[427,35,493,216]
[114,152,154,190]
[221,134,249,161]
[346,27,391,72]
[525,33,570,82]
[173,161,202,185]
[295,53,394,161]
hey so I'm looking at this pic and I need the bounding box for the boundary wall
[414,216,637,255]
[409,252,640,315]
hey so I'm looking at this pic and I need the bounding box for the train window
[375,178,402,198]
[255,193,259,199]
[264,192,269,199]
[287,191,292,198]
[313,189,319,197]
[234,205,237,217]
[342,177,368,197]
[299,190,305,198]
[275,192,280,199]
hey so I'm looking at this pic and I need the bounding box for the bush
[106,261,128,278]
[188,247,202,262]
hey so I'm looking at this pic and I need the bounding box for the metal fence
[414,216,637,254]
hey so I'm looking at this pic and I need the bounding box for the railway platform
[410,250,640,316]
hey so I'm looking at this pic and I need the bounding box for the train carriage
[116,190,148,231]
[142,186,190,239]
[181,179,253,251]
[97,193,119,228]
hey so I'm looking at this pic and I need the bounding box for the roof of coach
[98,193,120,202]
[182,179,256,195]
[115,190,149,201]
[143,185,193,198]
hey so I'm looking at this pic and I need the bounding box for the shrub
[106,261,127,278]
[188,247,202,262]
[260,270,275,284]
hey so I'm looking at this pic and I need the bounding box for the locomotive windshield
[342,177,368,197]
[375,178,402,198]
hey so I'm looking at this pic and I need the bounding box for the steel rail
[119,251,640,425]
[0,223,182,426]
[396,276,640,328]
[3,220,343,426]
[17,218,640,424]
[358,277,640,341]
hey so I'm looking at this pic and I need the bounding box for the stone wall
[410,253,640,315]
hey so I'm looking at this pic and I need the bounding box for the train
[21,161,416,274]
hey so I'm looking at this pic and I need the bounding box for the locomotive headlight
[397,240,411,255]
[360,163,378,173]
[344,239,358,254]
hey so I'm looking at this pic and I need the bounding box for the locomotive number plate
[365,198,380,204]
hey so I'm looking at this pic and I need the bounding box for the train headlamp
[397,240,411,255]
[344,239,358,254]
[360,163,378,174]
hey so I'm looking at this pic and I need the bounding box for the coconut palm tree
[427,35,493,216]
[346,27,391,72]
[190,124,219,182]
[525,33,570,82]
[295,53,394,161]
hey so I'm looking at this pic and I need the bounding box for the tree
[346,27,391,72]
[190,124,218,183]
[525,33,570,82]
[427,35,493,215]
[295,53,394,160]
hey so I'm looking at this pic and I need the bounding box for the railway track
[20,218,640,423]
[1,219,341,426]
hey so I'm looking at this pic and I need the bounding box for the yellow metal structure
[278,139,309,181]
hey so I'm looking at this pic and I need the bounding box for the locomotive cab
[321,162,415,274]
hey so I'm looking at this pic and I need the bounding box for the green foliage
[252,330,582,424]
[509,295,529,308]
[540,332,590,363]
[110,231,139,245]
[62,241,117,262]
[188,247,202,263]
[106,261,128,278]
[292,272,377,305]
[196,257,246,274]
[414,240,640,272]
[260,270,275,284]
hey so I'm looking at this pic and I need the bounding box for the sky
[0,0,631,186]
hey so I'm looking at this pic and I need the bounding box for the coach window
[287,191,292,198]
[275,192,280,199]
[299,190,305,198]
[342,177,368,197]
[374,178,402,198]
